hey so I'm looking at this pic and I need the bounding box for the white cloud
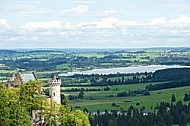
[64,21,97,30]
[2,15,190,48]
[60,31,67,36]
[170,30,178,34]
[63,17,119,30]
[32,36,38,41]
[170,15,190,24]
[147,17,166,25]
[22,20,62,30]
[95,17,118,28]
[63,17,139,30]
[147,15,190,26]
[64,22,75,30]
[0,18,10,29]
[41,30,54,35]
[98,9,122,17]
[61,5,89,17]
[116,20,138,26]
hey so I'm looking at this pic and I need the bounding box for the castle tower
[49,74,61,104]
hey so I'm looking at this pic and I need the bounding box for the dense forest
[89,101,190,126]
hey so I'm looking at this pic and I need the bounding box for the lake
[59,65,190,76]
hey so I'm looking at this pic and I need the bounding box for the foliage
[0,83,32,126]
[183,93,190,102]
[78,89,84,99]
[0,81,90,126]
[146,79,190,91]
[44,102,90,126]
[89,101,190,126]
[171,94,176,102]
[153,68,190,81]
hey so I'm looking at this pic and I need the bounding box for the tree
[0,81,90,126]
[108,119,116,126]
[78,89,84,99]
[83,107,89,113]
[112,102,116,107]
[179,112,187,126]
[143,90,150,96]
[184,93,190,102]
[171,94,176,102]
[0,83,11,126]
[61,94,69,105]
[0,83,32,126]
[46,103,90,126]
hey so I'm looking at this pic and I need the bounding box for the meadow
[64,84,190,112]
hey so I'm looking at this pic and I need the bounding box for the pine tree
[78,89,84,99]
[171,94,176,102]
[184,93,189,102]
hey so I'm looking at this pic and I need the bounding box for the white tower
[49,75,61,104]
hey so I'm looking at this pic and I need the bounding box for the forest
[89,100,190,126]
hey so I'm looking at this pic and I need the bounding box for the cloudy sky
[0,0,190,49]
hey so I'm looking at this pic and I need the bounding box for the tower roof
[53,74,57,80]
[51,74,60,81]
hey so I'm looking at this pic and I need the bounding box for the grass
[76,53,106,58]
[56,64,70,70]
[0,70,16,73]
[66,85,190,112]
[63,86,105,90]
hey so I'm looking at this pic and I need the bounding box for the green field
[65,84,190,112]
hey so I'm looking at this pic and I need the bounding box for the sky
[0,0,190,49]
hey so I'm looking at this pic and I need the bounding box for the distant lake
[59,65,190,76]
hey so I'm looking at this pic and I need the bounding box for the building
[6,72,38,88]
[6,72,61,125]
[6,72,61,103]
[49,74,61,104]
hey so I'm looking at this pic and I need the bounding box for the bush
[136,102,140,106]
[117,91,128,97]
[112,102,116,107]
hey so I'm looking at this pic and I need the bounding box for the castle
[6,72,61,125]
[6,72,61,104]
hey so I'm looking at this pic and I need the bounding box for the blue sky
[0,0,190,48]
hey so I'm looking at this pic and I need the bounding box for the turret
[48,74,61,104]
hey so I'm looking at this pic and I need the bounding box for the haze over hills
[0,47,190,53]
